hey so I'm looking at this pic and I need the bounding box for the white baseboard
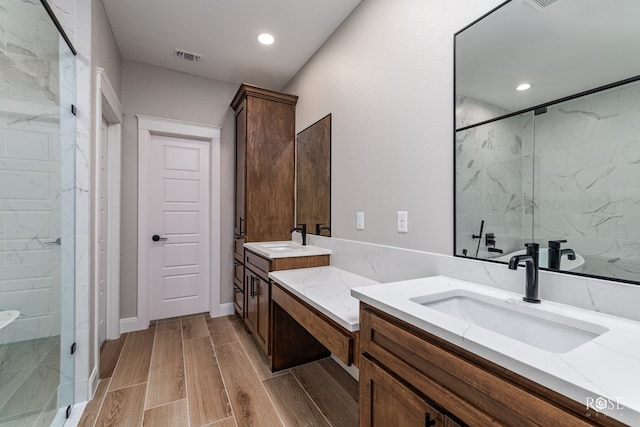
[119,317,140,333]
[331,353,359,381]
[88,367,99,399]
[210,303,235,318]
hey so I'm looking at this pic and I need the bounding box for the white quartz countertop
[244,241,331,259]
[351,275,640,425]
[269,266,379,332]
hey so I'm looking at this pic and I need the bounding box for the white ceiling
[102,0,362,90]
[456,0,640,114]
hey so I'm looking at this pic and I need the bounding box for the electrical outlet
[356,212,364,230]
[397,211,408,233]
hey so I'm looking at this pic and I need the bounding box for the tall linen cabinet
[231,84,298,318]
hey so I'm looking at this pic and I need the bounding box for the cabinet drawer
[245,250,270,280]
[234,236,245,262]
[233,281,244,315]
[272,284,353,366]
[360,306,596,427]
[233,261,244,283]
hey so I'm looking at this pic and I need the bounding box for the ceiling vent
[175,49,203,63]
[525,0,561,9]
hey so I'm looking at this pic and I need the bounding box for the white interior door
[97,117,108,347]
[149,134,210,320]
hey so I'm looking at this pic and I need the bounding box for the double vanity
[234,238,637,426]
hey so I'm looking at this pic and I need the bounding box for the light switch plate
[356,212,364,230]
[397,211,408,233]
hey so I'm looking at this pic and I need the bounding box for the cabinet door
[255,275,270,354]
[245,269,257,333]
[234,100,246,236]
[360,357,445,427]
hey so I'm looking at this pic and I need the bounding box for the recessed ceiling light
[258,33,275,45]
[516,83,532,91]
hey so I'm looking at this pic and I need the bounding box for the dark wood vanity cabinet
[359,304,627,427]
[243,249,330,356]
[231,84,298,319]
[231,84,298,243]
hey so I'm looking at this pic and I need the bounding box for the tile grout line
[90,378,111,427]
[179,318,192,427]
[141,325,159,421]
[289,367,334,427]
[106,332,130,392]
[206,316,236,426]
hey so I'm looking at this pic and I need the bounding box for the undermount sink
[411,290,607,353]
[259,242,300,251]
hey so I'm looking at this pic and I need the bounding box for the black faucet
[315,223,331,236]
[291,223,307,246]
[508,243,540,304]
[548,240,576,270]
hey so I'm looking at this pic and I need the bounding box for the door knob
[152,234,168,242]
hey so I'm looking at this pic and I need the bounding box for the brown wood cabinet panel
[232,282,244,317]
[245,251,270,280]
[360,304,626,427]
[233,260,243,283]
[256,275,270,354]
[233,237,245,262]
[234,101,246,237]
[272,284,353,366]
[231,84,297,244]
[271,254,330,271]
[244,270,257,335]
[240,248,331,363]
[360,357,445,427]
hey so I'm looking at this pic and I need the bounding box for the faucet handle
[548,239,567,249]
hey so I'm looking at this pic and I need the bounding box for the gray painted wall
[119,59,238,318]
[285,0,503,253]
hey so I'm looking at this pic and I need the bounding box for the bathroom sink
[411,290,607,353]
[259,242,300,251]
[244,241,332,259]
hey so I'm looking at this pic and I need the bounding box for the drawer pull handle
[425,413,436,427]
[250,276,257,297]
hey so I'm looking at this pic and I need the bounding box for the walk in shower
[0,0,76,425]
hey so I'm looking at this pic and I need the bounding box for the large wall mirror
[455,0,640,284]
[296,114,331,236]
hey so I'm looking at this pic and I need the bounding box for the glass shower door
[0,0,76,425]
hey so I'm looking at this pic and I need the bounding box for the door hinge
[66,405,71,419]
[534,106,547,115]
[71,104,77,116]
[70,342,76,355]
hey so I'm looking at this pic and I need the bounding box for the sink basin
[259,242,300,251]
[244,241,332,259]
[411,290,607,353]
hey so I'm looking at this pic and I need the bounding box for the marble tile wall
[534,81,640,282]
[455,109,533,259]
[0,0,92,408]
[298,234,640,323]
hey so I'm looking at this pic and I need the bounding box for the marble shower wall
[0,0,66,342]
[534,81,640,282]
[456,104,533,259]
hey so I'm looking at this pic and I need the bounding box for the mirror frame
[453,0,640,286]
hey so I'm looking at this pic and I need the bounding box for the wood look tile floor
[80,314,358,427]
